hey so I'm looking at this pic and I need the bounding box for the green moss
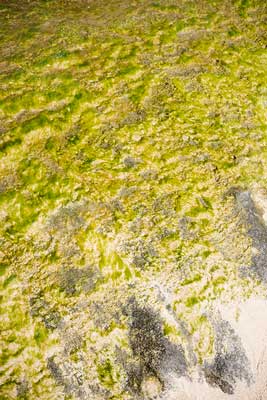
[44,136,56,150]
[9,305,28,329]
[6,334,17,343]
[209,265,219,273]
[187,204,209,217]
[238,0,250,15]
[200,218,210,228]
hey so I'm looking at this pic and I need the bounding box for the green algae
[3,274,16,288]
[34,324,48,346]
[0,0,267,398]
[97,359,117,389]
[185,296,199,308]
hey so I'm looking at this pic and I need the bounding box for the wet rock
[47,201,87,234]
[203,317,252,395]
[124,361,143,395]
[0,174,19,194]
[64,331,84,355]
[47,357,65,386]
[120,109,146,126]
[30,293,61,330]
[47,356,87,399]
[195,152,210,163]
[162,340,188,377]
[58,265,99,296]
[16,379,29,399]
[167,64,206,78]
[123,156,141,168]
[129,304,165,373]
[152,192,179,216]
[118,186,137,199]
[109,198,124,213]
[125,299,187,395]
[178,216,196,240]
[156,227,175,240]
[42,311,62,330]
[139,169,158,181]
[177,28,211,42]
[129,239,157,269]
[229,188,267,282]
[121,238,151,256]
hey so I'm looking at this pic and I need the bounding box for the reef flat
[0,1,267,399]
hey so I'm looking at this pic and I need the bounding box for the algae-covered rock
[0,0,267,399]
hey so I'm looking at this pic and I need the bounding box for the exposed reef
[0,0,267,399]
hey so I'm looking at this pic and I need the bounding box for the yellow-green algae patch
[0,0,267,398]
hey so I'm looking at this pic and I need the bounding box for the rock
[203,317,252,395]
[230,188,267,282]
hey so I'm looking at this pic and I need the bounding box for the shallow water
[0,1,267,399]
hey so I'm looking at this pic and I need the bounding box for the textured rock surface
[0,0,267,399]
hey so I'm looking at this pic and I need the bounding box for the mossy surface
[0,0,267,398]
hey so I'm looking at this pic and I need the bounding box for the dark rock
[30,293,61,330]
[42,310,61,330]
[124,299,187,395]
[47,357,65,386]
[16,379,29,399]
[129,303,166,374]
[47,357,87,399]
[162,340,187,377]
[47,201,86,233]
[204,358,235,394]
[120,109,146,126]
[123,156,141,168]
[58,266,98,296]
[139,169,158,181]
[228,188,267,282]
[203,317,252,395]
[178,216,196,240]
[125,362,143,395]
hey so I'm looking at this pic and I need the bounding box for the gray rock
[16,379,29,399]
[30,293,61,330]
[123,156,141,168]
[203,317,252,394]
[230,188,267,282]
[124,299,187,395]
